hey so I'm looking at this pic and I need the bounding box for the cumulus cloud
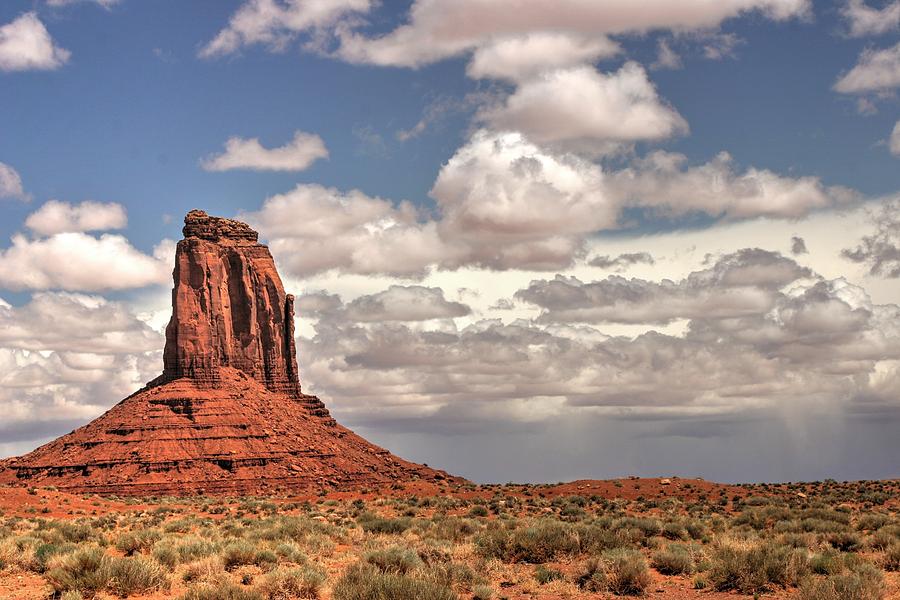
[589,252,656,271]
[841,0,900,37]
[479,63,688,153]
[46,0,120,7]
[25,200,127,235]
[0,292,164,449]
[0,162,26,200]
[606,150,858,219]
[517,248,810,324]
[0,292,162,354]
[843,198,900,277]
[0,12,70,72]
[201,130,328,172]
[891,120,900,156]
[342,285,471,322]
[199,0,372,58]
[249,132,860,278]
[466,33,620,82]
[334,0,809,68]
[0,233,171,291]
[791,236,808,255]
[243,184,457,278]
[298,254,900,438]
[834,41,900,93]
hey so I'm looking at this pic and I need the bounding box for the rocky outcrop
[163,210,301,397]
[0,210,456,495]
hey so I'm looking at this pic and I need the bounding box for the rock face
[163,211,300,396]
[0,211,454,495]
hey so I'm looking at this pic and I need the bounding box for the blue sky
[1,0,900,483]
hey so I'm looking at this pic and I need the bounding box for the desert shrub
[332,563,457,600]
[222,541,277,571]
[427,518,478,543]
[182,557,226,584]
[364,546,422,575]
[856,514,890,531]
[575,523,626,553]
[178,537,221,562]
[709,540,809,593]
[651,543,700,575]
[662,522,689,541]
[828,530,863,552]
[115,529,161,555]
[797,563,886,600]
[576,549,651,596]
[152,542,179,569]
[357,513,413,535]
[45,546,109,596]
[256,566,324,599]
[475,519,579,563]
[52,521,97,544]
[603,548,652,596]
[468,506,489,518]
[60,592,84,600]
[471,584,493,600]
[810,549,845,575]
[273,542,306,564]
[419,560,477,591]
[534,564,564,584]
[103,555,170,597]
[34,542,76,573]
[884,543,900,572]
[180,577,264,600]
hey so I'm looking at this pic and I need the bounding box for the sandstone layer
[0,210,453,495]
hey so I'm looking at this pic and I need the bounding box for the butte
[0,210,453,496]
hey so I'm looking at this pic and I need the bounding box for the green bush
[256,566,324,599]
[797,563,886,600]
[709,541,809,593]
[45,546,109,596]
[332,563,457,600]
[576,549,651,596]
[115,529,162,555]
[103,555,170,597]
[364,546,422,575]
[180,577,264,600]
[651,543,700,575]
[222,541,278,571]
[358,514,413,535]
[475,520,578,563]
[534,564,564,584]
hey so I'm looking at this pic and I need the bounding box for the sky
[1,0,900,484]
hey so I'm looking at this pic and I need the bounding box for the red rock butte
[0,210,452,496]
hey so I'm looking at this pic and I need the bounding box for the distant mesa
[0,210,454,495]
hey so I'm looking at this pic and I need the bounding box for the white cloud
[466,32,620,82]
[834,41,900,93]
[0,292,162,354]
[479,63,688,154]
[46,0,121,7]
[25,200,127,236]
[891,120,900,156]
[243,184,458,278]
[199,0,372,58]
[652,39,683,70]
[607,150,858,219]
[0,233,171,291]
[841,0,900,37]
[0,162,26,200]
[249,132,860,278]
[0,12,70,72]
[342,285,471,322]
[334,0,810,68]
[201,130,328,172]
